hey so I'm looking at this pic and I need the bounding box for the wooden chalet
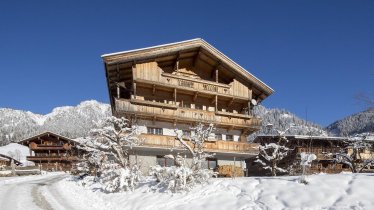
[248,135,374,176]
[102,38,274,175]
[18,132,82,171]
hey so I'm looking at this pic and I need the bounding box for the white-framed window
[215,134,222,140]
[226,135,234,141]
[147,127,163,135]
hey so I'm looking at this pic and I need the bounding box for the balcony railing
[135,72,248,99]
[140,134,258,154]
[26,156,78,161]
[29,143,72,150]
[115,98,262,128]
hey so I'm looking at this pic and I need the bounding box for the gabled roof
[102,38,274,98]
[18,131,79,145]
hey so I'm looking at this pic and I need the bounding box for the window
[215,134,222,140]
[207,158,217,170]
[156,155,175,167]
[147,127,163,135]
[226,135,234,141]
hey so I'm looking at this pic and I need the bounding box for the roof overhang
[17,131,80,145]
[102,38,274,99]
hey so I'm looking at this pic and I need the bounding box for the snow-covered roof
[0,153,22,165]
[255,135,349,142]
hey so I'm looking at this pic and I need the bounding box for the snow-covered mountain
[0,100,111,146]
[248,105,327,140]
[326,107,374,136]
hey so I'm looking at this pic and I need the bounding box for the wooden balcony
[139,134,258,155]
[115,98,262,129]
[135,72,249,100]
[296,147,341,160]
[29,142,72,150]
[26,156,78,161]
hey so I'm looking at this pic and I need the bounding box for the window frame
[147,127,163,135]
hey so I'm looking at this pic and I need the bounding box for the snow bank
[55,173,374,210]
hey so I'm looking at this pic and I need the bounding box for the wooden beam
[193,92,198,102]
[210,96,216,104]
[215,68,219,83]
[211,61,221,80]
[227,98,234,107]
[192,50,201,67]
[116,63,120,81]
[117,84,120,98]
[173,53,180,70]
[133,82,137,98]
[215,95,218,111]
[174,88,177,103]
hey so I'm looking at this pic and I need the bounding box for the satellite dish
[251,99,257,106]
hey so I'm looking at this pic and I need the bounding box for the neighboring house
[0,154,22,167]
[18,132,83,171]
[101,38,274,175]
[248,135,374,176]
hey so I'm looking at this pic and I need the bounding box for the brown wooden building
[248,135,374,176]
[18,132,82,171]
[102,38,274,174]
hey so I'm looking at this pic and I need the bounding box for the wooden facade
[102,39,273,163]
[248,135,374,176]
[18,132,82,171]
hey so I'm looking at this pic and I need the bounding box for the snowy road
[0,173,74,210]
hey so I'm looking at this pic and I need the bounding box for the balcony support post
[215,95,218,111]
[215,69,219,83]
[174,88,177,103]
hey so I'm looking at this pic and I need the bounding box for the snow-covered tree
[175,123,215,171]
[299,152,317,184]
[150,123,216,192]
[255,143,290,176]
[329,139,374,173]
[78,116,142,192]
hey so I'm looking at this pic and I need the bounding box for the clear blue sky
[0,1,373,126]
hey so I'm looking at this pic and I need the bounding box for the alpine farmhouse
[101,39,274,175]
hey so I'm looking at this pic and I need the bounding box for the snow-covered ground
[1,173,374,210]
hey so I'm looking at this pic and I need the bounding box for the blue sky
[0,1,373,126]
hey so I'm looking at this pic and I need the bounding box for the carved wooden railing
[26,156,78,161]
[115,99,261,128]
[139,134,258,154]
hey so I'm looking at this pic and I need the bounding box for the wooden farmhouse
[248,135,374,176]
[18,132,82,171]
[102,38,274,175]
